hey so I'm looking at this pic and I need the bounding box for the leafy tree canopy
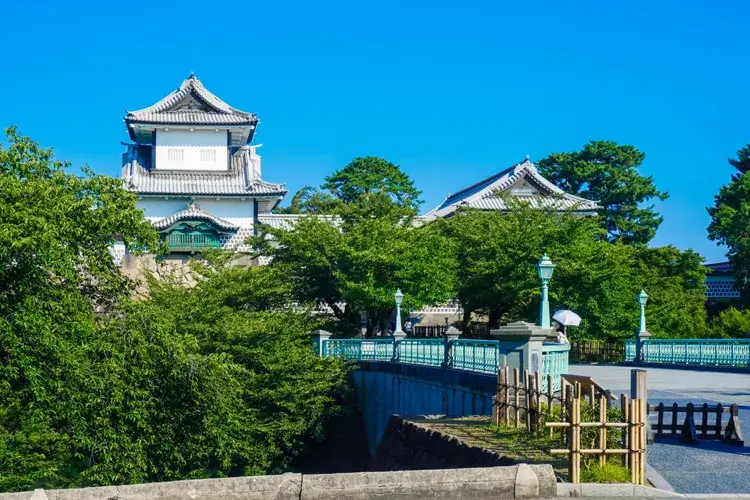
[537,140,668,245]
[728,144,750,175]
[273,185,341,215]
[255,214,455,336]
[708,147,750,297]
[0,128,348,491]
[322,156,421,216]
[442,204,706,339]
[709,307,750,338]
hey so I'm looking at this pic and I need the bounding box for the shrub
[581,461,632,483]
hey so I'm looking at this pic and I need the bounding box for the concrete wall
[155,128,228,171]
[353,362,495,454]
[2,465,556,500]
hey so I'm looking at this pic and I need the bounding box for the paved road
[569,364,750,495]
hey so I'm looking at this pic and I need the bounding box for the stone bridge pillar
[490,321,551,374]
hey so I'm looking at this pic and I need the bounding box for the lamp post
[637,289,648,333]
[537,254,556,329]
[393,289,405,340]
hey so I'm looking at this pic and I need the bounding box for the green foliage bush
[580,462,632,483]
[0,129,349,491]
[709,307,750,338]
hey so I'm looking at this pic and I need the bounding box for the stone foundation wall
[369,415,515,471]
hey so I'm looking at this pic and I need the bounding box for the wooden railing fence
[547,395,646,485]
[650,402,744,445]
[492,366,646,485]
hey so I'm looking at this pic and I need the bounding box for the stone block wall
[369,415,515,471]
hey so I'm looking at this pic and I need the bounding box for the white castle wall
[155,129,228,171]
[137,197,256,252]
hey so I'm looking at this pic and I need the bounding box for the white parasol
[552,310,581,327]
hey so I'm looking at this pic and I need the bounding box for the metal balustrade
[624,338,750,367]
[450,339,500,374]
[321,337,570,393]
[396,338,445,367]
[541,344,569,392]
[322,339,395,361]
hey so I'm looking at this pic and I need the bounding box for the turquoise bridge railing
[624,338,750,367]
[322,337,569,393]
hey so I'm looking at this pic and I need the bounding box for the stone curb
[0,466,558,500]
[557,482,684,497]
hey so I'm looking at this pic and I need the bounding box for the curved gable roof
[426,158,600,218]
[153,203,238,232]
[125,74,259,128]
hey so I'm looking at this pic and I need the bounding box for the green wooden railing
[625,338,750,367]
[321,337,570,393]
[165,232,223,251]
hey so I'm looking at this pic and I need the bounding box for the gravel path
[569,364,750,494]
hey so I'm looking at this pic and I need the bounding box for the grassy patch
[581,462,632,483]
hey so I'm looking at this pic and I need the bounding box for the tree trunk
[325,297,344,320]
[488,307,501,330]
[365,315,376,338]
[462,307,473,330]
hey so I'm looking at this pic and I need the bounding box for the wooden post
[513,368,520,428]
[681,403,698,444]
[599,395,607,466]
[638,398,646,485]
[715,403,723,440]
[723,404,745,445]
[497,367,507,425]
[535,371,543,432]
[629,398,638,484]
[630,369,652,445]
[570,396,581,483]
[523,370,534,433]
[547,373,554,436]
[620,393,629,468]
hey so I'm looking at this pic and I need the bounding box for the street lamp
[637,289,648,333]
[537,254,556,329]
[394,289,404,337]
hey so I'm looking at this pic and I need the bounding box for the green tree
[273,185,341,214]
[442,203,707,339]
[708,144,750,297]
[537,140,668,245]
[322,156,421,214]
[0,128,349,490]
[256,215,455,337]
[0,126,161,489]
[709,307,750,338]
[257,156,450,336]
[441,203,606,329]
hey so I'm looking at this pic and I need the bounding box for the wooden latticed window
[160,221,226,252]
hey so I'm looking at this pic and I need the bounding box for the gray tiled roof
[426,158,599,218]
[122,152,287,197]
[256,214,339,230]
[153,202,238,232]
[125,74,258,126]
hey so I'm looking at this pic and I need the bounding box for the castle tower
[119,74,287,263]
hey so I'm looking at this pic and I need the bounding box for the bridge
[313,329,750,495]
[311,321,570,453]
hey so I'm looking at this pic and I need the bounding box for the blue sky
[1,0,748,262]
